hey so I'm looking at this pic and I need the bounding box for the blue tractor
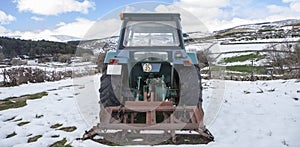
[84,13,213,145]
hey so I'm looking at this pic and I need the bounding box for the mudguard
[187,52,198,64]
[104,51,117,63]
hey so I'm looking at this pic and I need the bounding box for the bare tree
[81,53,92,62]
[295,41,300,65]
[96,51,107,73]
[265,41,300,78]
[58,54,72,63]
[10,58,26,65]
[196,49,211,68]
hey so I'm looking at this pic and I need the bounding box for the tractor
[83,13,214,145]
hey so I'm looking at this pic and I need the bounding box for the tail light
[183,60,193,66]
[109,59,118,64]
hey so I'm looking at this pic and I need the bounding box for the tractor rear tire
[99,65,121,107]
[194,64,203,103]
[175,64,202,106]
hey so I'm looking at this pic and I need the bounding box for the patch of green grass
[226,65,265,74]
[28,135,42,143]
[210,65,226,71]
[49,138,71,147]
[6,132,16,138]
[58,126,77,132]
[0,100,27,111]
[223,54,258,63]
[23,92,48,100]
[50,123,63,129]
[0,92,48,111]
[17,121,30,126]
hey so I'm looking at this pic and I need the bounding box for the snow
[0,76,90,146]
[0,78,71,100]
[0,74,299,147]
[216,43,268,53]
[206,80,300,147]
[185,37,299,54]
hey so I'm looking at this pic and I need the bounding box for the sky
[0,0,300,41]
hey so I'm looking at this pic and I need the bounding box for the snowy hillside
[77,36,119,54]
[214,19,300,34]
[0,75,299,146]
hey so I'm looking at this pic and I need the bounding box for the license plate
[107,65,122,75]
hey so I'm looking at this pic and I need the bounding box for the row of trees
[0,37,92,59]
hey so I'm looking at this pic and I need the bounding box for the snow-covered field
[0,74,299,147]
[186,38,299,68]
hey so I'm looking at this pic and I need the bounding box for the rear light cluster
[109,59,118,64]
[183,60,193,65]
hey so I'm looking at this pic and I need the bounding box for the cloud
[267,5,287,13]
[1,13,121,41]
[14,0,95,15]
[282,0,300,13]
[3,0,300,42]
[53,18,95,38]
[173,0,229,20]
[1,18,96,41]
[152,0,231,31]
[0,11,16,25]
[84,18,121,40]
[290,1,300,13]
[0,25,7,33]
[174,0,229,8]
[30,16,44,21]
[161,0,300,31]
[124,6,136,12]
[265,0,300,20]
[282,0,298,3]
[154,4,209,33]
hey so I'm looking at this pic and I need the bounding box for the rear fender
[173,52,198,65]
[104,51,117,64]
[186,52,198,64]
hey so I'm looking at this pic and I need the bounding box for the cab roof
[120,13,181,21]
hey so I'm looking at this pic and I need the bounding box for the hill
[0,37,92,59]
[213,19,300,42]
